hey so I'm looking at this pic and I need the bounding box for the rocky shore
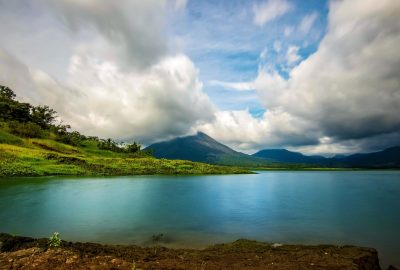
[0,233,396,270]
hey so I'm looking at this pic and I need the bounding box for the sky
[0,0,399,155]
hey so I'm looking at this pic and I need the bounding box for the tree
[0,85,16,100]
[126,142,141,153]
[0,85,31,122]
[31,105,57,129]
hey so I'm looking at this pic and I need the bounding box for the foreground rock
[0,233,385,270]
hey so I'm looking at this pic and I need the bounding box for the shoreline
[1,233,394,270]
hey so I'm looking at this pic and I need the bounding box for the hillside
[337,146,400,168]
[0,85,251,176]
[145,132,270,166]
[0,129,250,177]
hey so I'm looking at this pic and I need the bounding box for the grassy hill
[0,127,250,177]
[0,85,250,177]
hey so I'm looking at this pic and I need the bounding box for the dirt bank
[0,233,393,270]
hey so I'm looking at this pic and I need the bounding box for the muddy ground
[0,233,395,270]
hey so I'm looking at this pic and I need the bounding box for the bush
[126,142,141,153]
[0,130,23,145]
[57,131,86,146]
[48,232,62,247]
[8,121,43,138]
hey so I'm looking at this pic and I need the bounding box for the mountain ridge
[146,132,400,168]
[145,132,269,166]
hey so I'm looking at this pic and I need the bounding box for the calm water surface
[0,171,399,266]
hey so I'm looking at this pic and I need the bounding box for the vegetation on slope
[0,85,250,176]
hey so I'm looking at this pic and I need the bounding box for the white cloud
[284,26,294,37]
[0,47,215,144]
[209,80,255,91]
[273,41,282,52]
[253,0,293,26]
[256,0,400,151]
[200,0,400,154]
[197,109,317,153]
[299,11,318,34]
[174,0,187,10]
[45,0,171,70]
[285,45,301,65]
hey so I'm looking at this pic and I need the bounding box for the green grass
[0,129,251,177]
[0,130,23,145]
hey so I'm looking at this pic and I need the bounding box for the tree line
[0,85,145,154]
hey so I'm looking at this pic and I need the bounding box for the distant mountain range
[146,132,400,168]
[252,147,400,168]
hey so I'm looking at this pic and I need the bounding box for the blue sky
[171,0,329,115]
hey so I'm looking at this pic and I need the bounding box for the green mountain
[253,147,400,168]
[336,146,400,168]
[253,149,326,164]
[146,132,400,168]
[145,132,269,166]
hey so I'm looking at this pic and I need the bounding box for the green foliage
[8,121,43,138]
[0,136,250,177]
[57,131,86,146]
[30,105,57,129]
[48,232,62,247]
[0,86,32,123]
[98,138,122,152]
[0,130,23,145]
[98,138,143,154]
[126,142,141,153]
[0,85,16,100]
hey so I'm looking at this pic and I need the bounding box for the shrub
[48,232,62,247]
[57,131,86,146]
[8,121,43,138]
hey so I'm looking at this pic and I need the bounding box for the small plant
[48,232,62,247]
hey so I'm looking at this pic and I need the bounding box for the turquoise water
[0,171,399,266]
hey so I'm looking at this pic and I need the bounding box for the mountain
[336,146,400,168]
[253,147,400,168]
[146,132,400,168]
[252,149,327,165]
[145,132,269,166]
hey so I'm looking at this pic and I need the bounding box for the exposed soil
[0,233,393,270]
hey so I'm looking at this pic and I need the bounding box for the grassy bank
[0,130,250,177]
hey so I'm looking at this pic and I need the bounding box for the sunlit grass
[0,129,250,177]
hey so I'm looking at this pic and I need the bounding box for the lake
[0,171,399,266]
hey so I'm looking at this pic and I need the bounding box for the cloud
[0,0,217,145]
[299,11,318,34]
[208,80,255,91]
[0,46,215,144]
[174,0,187,10]
[257,0,400,149]
[284,26,294,37]
[253,0,293,26]
[285,45,301,65]
[198,109,317,153]
[45,0,171,70]
[200,0,400,154]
